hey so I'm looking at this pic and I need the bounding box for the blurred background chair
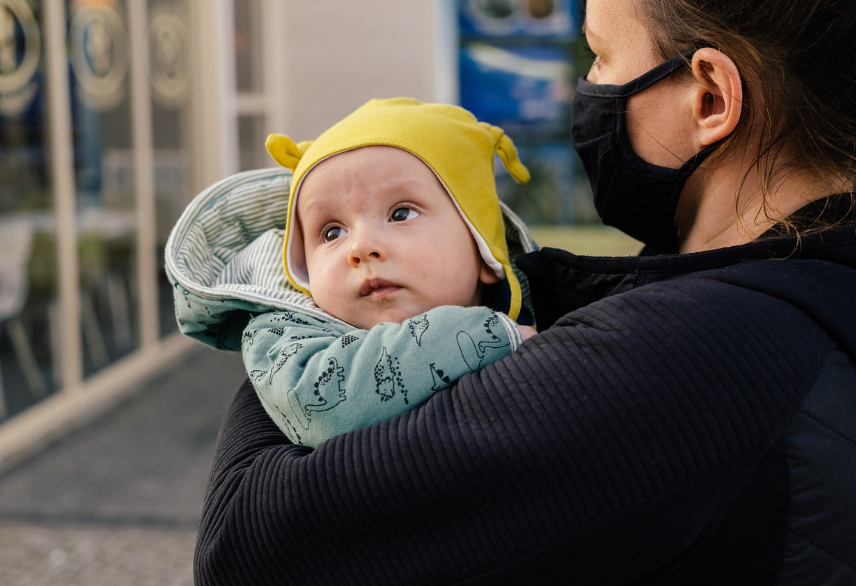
[0,217,47,419]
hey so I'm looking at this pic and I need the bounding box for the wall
[277,1,438,140]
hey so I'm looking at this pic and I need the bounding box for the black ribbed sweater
[194,219,856,585]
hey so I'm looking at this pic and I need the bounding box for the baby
[244,98,536,447]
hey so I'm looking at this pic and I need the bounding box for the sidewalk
[0,346,246,586]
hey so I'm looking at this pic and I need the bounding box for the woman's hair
[636,0,856,231]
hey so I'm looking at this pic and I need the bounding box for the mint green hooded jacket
[165,168,537,447]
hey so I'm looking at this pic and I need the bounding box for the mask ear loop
[265,134,314,171]
[481,123,531,184]
[576,50,695,98]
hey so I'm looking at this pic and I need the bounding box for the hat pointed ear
[482,123,530,184]
[265,134,313,171]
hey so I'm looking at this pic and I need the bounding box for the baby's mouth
[360,278,401,298]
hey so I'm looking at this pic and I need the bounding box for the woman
[192,0,856,584]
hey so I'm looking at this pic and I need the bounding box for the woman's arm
[196,280,825,585]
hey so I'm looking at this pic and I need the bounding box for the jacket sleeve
[195,279,827,586]
[242,305,521,447]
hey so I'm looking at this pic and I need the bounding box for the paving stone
[0,521,196,586]
[0,347,246,585]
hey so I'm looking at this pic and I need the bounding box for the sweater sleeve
[242,305,521,447]
[195,280,827,586]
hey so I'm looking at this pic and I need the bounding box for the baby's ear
[479,262,502,285]
[266,134,313,171]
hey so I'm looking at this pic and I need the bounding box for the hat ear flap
[481,123,531,184]
[266,134,313,171]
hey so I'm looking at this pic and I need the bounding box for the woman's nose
[348,231,386,268]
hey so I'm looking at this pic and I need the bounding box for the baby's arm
[242,305,523,447]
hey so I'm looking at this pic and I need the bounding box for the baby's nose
[348,233,386,267]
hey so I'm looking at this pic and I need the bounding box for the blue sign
[460,42,573,135]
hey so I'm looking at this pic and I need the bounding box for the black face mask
[571,52,719,252]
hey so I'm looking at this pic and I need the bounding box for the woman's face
[584,0,698,167]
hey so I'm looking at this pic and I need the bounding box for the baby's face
[296,146,498,329]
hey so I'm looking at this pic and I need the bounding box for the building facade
[1,0,609,462]
[0,0,451,455]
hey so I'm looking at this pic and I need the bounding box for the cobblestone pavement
[1,521,196,586]
[0,347,245,586]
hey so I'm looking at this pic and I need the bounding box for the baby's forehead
[304,145,430,180]
[295,146,448,212]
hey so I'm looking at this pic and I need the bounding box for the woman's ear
[690,48,743,147]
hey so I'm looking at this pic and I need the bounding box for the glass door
[148,0,194,337]
[67,0,141,375]
[0,0,219,424]
[0,0,56,418]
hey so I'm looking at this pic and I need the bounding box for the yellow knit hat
[266,97,530,320]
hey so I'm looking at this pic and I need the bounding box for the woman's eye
[390,207,420,222]
[323,226,345,242]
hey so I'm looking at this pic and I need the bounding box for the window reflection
[0,0,202,421]
[69,0,139,376]
[150,0,193,337]
[0,0,56,419]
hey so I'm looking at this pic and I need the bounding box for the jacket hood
[165,167,537,351]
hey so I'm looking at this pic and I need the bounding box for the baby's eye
[323,226,345,242]
[390,207,420,222]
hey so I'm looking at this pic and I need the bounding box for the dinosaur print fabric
[244,306,521,447]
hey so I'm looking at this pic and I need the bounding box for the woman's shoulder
[550,274,828,369]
